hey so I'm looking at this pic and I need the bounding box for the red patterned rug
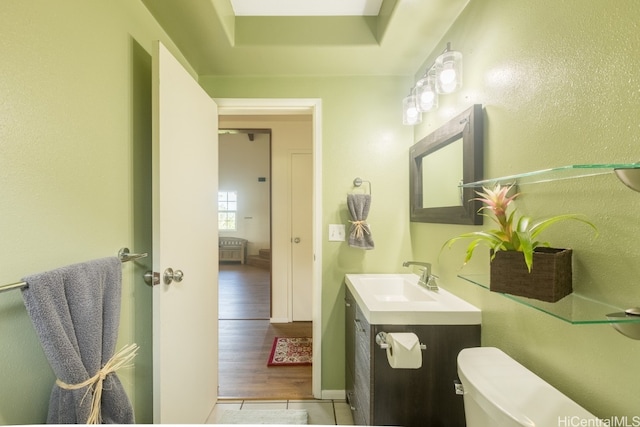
[267,337,312,366]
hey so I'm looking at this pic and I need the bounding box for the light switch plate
[328,224,346,241]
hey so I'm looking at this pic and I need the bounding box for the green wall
[410,0,640,419]
[0,1,190,423]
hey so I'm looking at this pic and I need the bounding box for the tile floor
[207,399,354,425]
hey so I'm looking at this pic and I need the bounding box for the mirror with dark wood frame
[409,104,483,224]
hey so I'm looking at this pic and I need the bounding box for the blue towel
[22,257,134,424]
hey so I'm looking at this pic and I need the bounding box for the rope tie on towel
[56,343,139,424]
[349,220,370,239]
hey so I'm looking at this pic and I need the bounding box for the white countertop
[345,273,481,325]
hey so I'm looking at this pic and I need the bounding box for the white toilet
[457,347,599,426]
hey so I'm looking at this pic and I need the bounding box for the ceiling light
[229,0,383,16]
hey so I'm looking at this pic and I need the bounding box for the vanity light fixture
[414,66,439,112]
[402,92,422,125]
[403,42,462,125]
[435,42,463,94]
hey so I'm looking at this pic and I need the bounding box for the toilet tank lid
[457,347,599,425]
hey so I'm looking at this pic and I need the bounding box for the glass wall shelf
[459,163,640,191]
[458,274,640,325]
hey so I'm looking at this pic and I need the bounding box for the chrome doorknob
[164,268,184,285]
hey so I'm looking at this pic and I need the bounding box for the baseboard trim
[321,390,346,400]
[269,317,290,323]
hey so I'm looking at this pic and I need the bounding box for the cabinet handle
[345,298,351,307]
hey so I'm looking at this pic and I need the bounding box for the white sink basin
[366,277,436,302]
[345,273,481,325]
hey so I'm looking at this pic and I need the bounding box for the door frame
[215,98,322,399]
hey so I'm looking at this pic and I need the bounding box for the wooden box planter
[490,247,573,302]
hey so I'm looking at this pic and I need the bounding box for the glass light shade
[402,94,422,125]
[414,70,439,112]
[435,49,463,94]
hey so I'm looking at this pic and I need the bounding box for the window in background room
[218,191,237,231]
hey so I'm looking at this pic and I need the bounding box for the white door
[291,152,313,321]
[152,41,219,423]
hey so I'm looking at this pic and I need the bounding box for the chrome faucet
[402,261,439,291]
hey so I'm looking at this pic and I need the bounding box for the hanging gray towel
[21,257,135,424]
[347,193,375,250]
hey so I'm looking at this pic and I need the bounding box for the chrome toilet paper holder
[376,332,427,350]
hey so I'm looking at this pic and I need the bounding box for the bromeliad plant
[442,184,598,272]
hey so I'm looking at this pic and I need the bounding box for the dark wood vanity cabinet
[345,288,372,425]
[345,288,480,427]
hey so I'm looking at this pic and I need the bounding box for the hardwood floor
[219,263,270,320]
[218,263,313,400]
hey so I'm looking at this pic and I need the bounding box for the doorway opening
[218,128,272,322]
[217,127,312,398]
[215,101,321,399]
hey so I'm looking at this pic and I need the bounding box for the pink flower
[474,184,520,243]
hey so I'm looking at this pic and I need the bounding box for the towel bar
[117,247,148,262]
[0,247,149,294]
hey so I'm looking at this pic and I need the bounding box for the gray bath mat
[218,409,308,424]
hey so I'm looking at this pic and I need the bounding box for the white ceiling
[229,0,383,16]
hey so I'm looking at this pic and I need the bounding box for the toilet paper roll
[385,332,422,369]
